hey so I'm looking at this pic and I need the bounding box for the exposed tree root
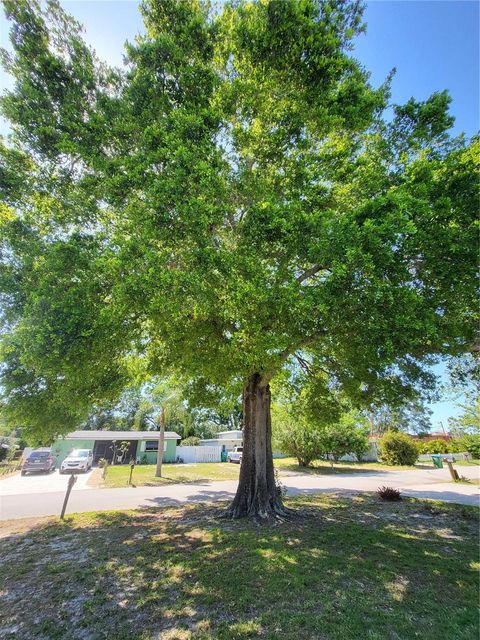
[222,499,298,523]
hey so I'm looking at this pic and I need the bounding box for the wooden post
[444,459,459,481]
[128,460,135,486]
[60,474,77,520]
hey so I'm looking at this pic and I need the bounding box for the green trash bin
[431,454,443,469]
[221,450,227,462]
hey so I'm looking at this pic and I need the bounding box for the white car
[227,446,243,464]
[60,449,93,474]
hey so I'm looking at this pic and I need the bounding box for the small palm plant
[377,486,402,501]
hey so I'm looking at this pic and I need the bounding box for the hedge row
[378,432,480,465]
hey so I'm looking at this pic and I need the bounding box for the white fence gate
[177,445,222,463]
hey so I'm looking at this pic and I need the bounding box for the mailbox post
[444,458,460,481]
[60,473,77,520]
[128,459,135,486]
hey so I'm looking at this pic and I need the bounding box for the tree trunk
[225,373,289,520]
[155,407,165,478]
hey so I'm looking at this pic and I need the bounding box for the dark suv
[21,449,56,475]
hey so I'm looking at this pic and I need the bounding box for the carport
[92,439,137,464]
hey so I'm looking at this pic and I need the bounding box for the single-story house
[52,430,181,466]
[200,430,243,452]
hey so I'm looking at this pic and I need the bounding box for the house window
[145,440,167,452]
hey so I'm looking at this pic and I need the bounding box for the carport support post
[155,407,166,478]
[60,474,77,520]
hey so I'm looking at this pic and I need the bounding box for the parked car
[227,446,243,464]
[60,449,93,474]
[21,449,56,475]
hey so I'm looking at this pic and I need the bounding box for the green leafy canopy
[0,0,478,439]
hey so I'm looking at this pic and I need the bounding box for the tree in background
[366,399,433,437]
[129,378,186,477]
[82,387,144,432]
[318,413,369,465]
[448,399,480,437]
[448,398,480,459]
[80,383,241,440]
[444,354,479,398]
[274,406,369,467]
[0,0,477,519]
[189,405,242,440]
[273,370,369,466]
[273,402,323,467]
[444,354,479,458]
[445,354,479,437]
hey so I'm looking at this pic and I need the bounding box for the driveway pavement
[0,468,94,495]
[1,465,478,521]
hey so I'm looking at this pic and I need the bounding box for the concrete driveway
[0,468,94,496]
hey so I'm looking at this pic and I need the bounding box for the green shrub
[318,419,370,464]
[449,439,465,453]
[379,431,419,466]
[459,434,480,459]
[272,402,324,467]
[417,439,452,454]
[181,436,201,446]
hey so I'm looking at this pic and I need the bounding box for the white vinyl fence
[177,445,222,463]
[418,451,472,462]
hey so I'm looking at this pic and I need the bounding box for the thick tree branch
[295,354,312,374]
[259,333,326,387]
[295,265,330,284]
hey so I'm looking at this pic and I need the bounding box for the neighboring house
[412,433,452,442]
[200,430,243,452]
[52,430,181,466]
[337,438,379,462]
[198,429,288,459]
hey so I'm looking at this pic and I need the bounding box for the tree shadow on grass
[401,487,480,507]
[283,485,480,508]
[0,495,478,640]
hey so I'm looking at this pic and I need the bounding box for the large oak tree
[0,0,478,518]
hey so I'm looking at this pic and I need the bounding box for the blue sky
[1,1,478,429]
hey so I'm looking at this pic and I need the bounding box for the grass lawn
[453,459,480,467]
[93,458,427,489]
[92,462,241,488]
[91,457,479,488]
[273,457,425,473]
[0,494,478,640]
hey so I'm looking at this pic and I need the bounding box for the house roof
[62,430,181,441]
[217,430,242,437]
[201,437,242,444]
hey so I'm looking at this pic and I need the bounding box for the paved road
[1,466,478,520]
